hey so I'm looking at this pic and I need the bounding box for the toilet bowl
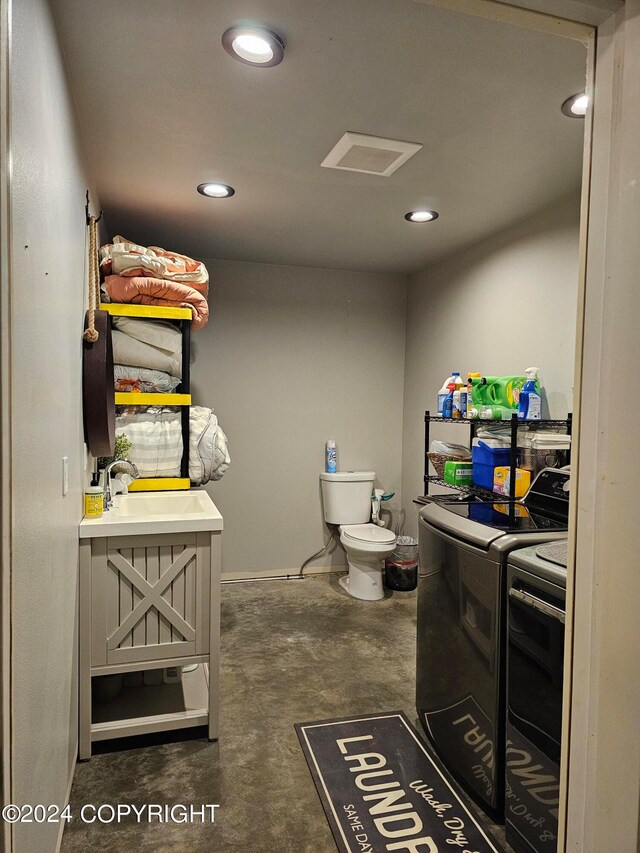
[319,471,396,602]
[338,523,396,601]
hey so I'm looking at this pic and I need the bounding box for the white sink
[79,490,223,538]
[116,492,211,517]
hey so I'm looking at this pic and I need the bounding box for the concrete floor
[62,573,508,853]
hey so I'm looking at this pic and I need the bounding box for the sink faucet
[103,460,139,510]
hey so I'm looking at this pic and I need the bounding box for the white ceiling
[53,0,587,274]
[493,0,622,26]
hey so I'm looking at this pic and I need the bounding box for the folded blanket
[114,365,181,394]
[112,330,182,378]
[115,409,183,478]
[100,236,209,294]
[104,275,209,330]
[115,406,230,484]
[112,316,182,354]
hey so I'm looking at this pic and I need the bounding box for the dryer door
[506,565,565,853]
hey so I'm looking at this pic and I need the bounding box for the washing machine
[416,468,570,816]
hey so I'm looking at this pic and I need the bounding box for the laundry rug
[295,711,503,853]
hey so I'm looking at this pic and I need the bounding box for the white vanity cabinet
[78,492,222,759]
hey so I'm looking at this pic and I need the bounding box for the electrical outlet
[62,456,69,496]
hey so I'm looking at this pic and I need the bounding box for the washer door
[416,517,503,813]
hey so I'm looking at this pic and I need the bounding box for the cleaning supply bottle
[468,376,489,419]
[466,373,481,418]
[84,475,103,518]
[326,440,337,473]
[452,375,466,419]
[487,375,529,410]
[518,367,542,420]
[442,383,455,418]
[437,372,457,415]
[479,404,513,420]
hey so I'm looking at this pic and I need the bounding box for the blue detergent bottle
[442,383,455,418]
[517,367,542,420]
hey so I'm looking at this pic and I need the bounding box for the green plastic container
[444,460,474,486]
[471,375,541,410]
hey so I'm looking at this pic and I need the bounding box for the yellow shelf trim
[114,393,191,406]
[128,478,190,492]
[100,302,192,320]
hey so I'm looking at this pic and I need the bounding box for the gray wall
[192,260,407,575]
[10,1,98,849]
[401,193,580,534]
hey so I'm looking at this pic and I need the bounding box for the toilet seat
[340,523,395,546]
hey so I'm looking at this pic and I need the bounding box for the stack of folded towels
[101,236,229,484]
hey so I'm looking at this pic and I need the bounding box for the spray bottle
[326,440,337,473]
[442,383,455,418]
[517,368,542,420]
[438,372,460,414]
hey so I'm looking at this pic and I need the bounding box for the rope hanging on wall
[83,214,101,343]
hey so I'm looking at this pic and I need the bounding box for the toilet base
[339,556,385,601]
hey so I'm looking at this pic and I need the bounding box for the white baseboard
[56,744,76,853]
[221,563,346,582]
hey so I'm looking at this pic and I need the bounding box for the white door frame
[414,1,638,850]
[561,5,640,851]
[0,0,11,850]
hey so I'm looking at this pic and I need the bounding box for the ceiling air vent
[321,132,422,177]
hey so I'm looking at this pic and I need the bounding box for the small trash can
[385,536,418,592]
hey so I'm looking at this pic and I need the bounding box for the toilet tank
[320,471,376,524]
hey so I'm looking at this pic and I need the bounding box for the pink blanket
[100,236,209,295]
[104,275,209,330]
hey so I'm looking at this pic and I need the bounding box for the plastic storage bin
[472,439,511,489]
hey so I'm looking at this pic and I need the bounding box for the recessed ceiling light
[222,26,285,67]
[405,210,439,223]
[561,92,589,118]
[197,183,235,198]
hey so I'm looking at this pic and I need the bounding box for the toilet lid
[341,523,396,545]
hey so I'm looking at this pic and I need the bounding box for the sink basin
[116,492,211,517]
[79,490,223,538]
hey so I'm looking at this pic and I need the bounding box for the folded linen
[104,275,209,330]
[100,236,209,293]
[115,408,183,478]
[115,406,230,484]
[112,316,182,354]
[112,330,182,378]
[114,365,181,394]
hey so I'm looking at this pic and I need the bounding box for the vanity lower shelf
[91,664,210,741]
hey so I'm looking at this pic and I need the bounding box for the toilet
[320,471,396,601]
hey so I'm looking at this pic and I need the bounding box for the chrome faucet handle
[103,460,139,510]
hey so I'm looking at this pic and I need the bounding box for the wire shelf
[426,415,571,428]
[423,476,497,501]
